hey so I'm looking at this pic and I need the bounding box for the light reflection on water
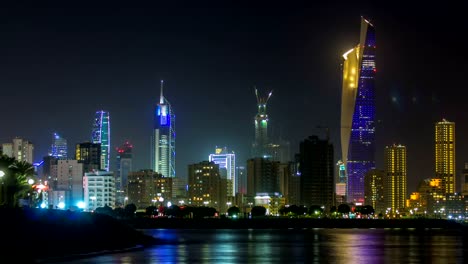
[56,228,467,264]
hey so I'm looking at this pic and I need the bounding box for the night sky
[1,2,468,193]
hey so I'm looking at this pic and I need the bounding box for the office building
[151,80,176,178]
[384,144,407,214]
[341,17,376,204]
[49,132,67,159]
[92,110,110,171]
[435,119,455,194]
[208,147,236,197]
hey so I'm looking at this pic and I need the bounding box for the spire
[160,80,164,104]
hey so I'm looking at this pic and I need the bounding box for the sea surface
[52,228,468,263]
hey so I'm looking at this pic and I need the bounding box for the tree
[0,156,35,208]
[124,203,137,217]
[308,205,324,216]
[251,206,266,217]
[337,204,351,215]
[227,206,240,217]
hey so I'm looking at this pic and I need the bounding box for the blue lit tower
[151,80,176,178]
[341,17,376,205]
[252,88,272,158]
[49,132,67,159]
[92,110,110,172]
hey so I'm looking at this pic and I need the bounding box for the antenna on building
[160,80,164,104]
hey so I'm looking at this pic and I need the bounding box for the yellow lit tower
[435,119,455,194]
[384,144,407,214]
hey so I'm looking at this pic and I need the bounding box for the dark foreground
[2,208,467,263]
[0,208,158,263]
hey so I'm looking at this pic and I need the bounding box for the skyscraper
[116,141,133,205]
[91,110,110,171]
[2,137,34,163]
[384,144,407,214]
[435,119,455,194]
[341,17,376,205]
[252,88,272,158]
[49,132,67,159]
[298,135,334,209]
[364,169,385,214]
[75,142,101,172]
[208,147,236,197]
[151,80,176,178]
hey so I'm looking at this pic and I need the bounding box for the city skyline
[1,3,468,193]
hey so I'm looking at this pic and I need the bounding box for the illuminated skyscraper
[49,132,67,159]
[151,80,176,178]
[252,88,272,158]
[341,17,376,204]
[435,119,455,194]
[364,169,385,214]
[384,144,407,214]
[91,110,110,171]
[209,147,236,197]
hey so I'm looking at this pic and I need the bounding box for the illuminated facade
[2,137,34,163]
[435,119,455,194]
[127,170,173,209]
[91,110,110,171]
[341,17,376,204]
[75,142,101,172]
[151,80,176,178]
[208,147,236,197]
[56,160,84,210]
[384,144,407,214]
[364,169,385,214]
[252,88,272,158]
[188,161,226,210]
[49,132,67,159]
[83,170,116,211]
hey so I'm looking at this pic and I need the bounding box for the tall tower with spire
[151,80,176,178]
[252,87,272,158]
[92,110,110,171]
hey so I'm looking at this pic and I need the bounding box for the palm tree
[1,158,35,207]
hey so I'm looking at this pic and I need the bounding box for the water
[53,228,467,263]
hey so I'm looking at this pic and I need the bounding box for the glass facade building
[92,110,110,171]
[151,80,176,178]
[341,18,376,204]
[49,132,67,159]
[209,147,236,197]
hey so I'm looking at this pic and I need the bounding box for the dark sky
[1,2,468,193]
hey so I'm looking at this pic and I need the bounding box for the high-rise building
[341,17,376,204]
[55,160,84,209]
[336,160,347,202]
[364,169,385,214]
[151,80,176,178]
[2,137,34,163]
[246,157,280,197]
[208,147,236,197]
[252,88,272,158]
[462,163,468,196]
[298,135,334,209]
[127,170,173,209]
[91,110,110,171]
[49,132,67,159]
[75,142,101,172]
[235,166,246,194]
[435,119,455,194]
[188,161,225,210]
[384,144,407,214]
[83,170,116,211]
[115,141,133,206]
